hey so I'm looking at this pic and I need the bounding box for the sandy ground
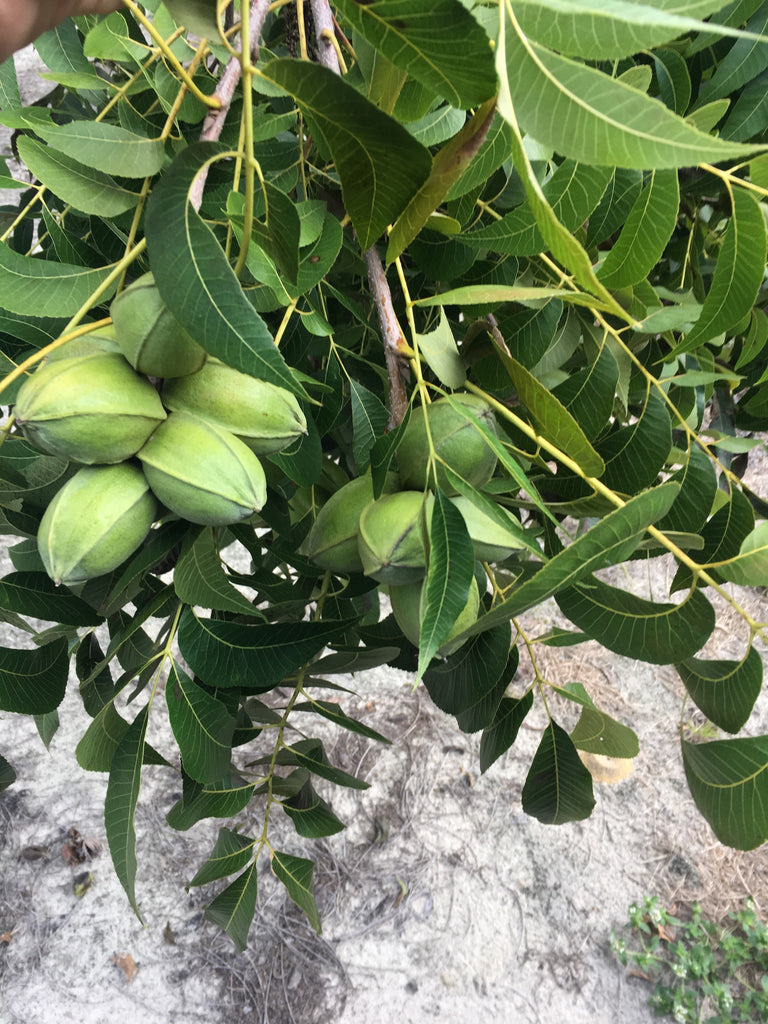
[1,559,767,1024]
[2,44,768,1024]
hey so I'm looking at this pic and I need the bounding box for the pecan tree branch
[309,4,408,427]
[365,247,410,430]
[309,0,340,73]
[190,0,270,211]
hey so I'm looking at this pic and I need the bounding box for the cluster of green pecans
[301,392,527,652]
[13,269,527,642]
[12,273,307,586]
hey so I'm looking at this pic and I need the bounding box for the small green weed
[610,895,768,1023]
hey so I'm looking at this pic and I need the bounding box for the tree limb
[190,0,270,211]
[309,0,340,73]
[365,247,410,430]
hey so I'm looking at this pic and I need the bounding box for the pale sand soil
[1,569,766,1024]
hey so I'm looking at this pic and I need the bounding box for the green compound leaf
[551,341,619,441]
[0,243,116,316]
[261,59,431,250]
[552,683,639,763]
[33,120,165,178]
[334,0,496,108]
[683,735,768,850]
[101,521,191,618]
[82,11,146,61]
[557,580,716,664]
[163,0,221,37]
[105,705,148,920]
[387,99,497,262]
[496,353,605,477]
[281,779,346,839]
[480,690,534,773]
[232,195,343,302]
[723,66,768,140]
[204,861,258,952]
[598,389,672,495]
[495,72,624,312]
[350,379,388,473]
[714,519,768,587]
[418,489,476,678]
[569,704,640,759]
[188,827,255,889]
[596,169,680,289]
[423,623,514,732]
[692,3,768,108]
[586,168,643,246]
[673,485,755,592]
[166,773,257,831]
[272,851,322,934]
[17,136,140,216]
[512,0,764,61]
[145,143,305,398]
[76,703,131,773]
[0,639,68,714]
[35,19,94,76]
[248,181,301,287]
[676,646,763,734]
[654,46,693,115]
[75,696,167,774]
[675,188,768,352]
[505,298,564,370]
[445,114,514,201]
[657,444,718,535]
[463,161,613,257]
[413,308,466,389]
[455,483,680,642]
[415,284,609,311]
[166,662,236,784]
[310,646,402,676]
[287,738,370,790]
[292,699,391,744]
[537,628,589,648]
[0,55,21,108]
[522,720,596,824]
[173,528,256,616]
[0,572,101,626]
[499,1,768,168]
[443,469,542,557]
[177,609,351,693]
[35,710,59,750]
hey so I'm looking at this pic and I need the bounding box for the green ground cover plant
[611,894,768,1022]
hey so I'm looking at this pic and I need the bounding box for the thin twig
[364,246,411,429]
[189,0,271,211]
[310,0,341,73]
[309,9,408,428]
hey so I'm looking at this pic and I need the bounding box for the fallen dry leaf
[628,968,652,982]
[20,845,48,862]
[62,827,102,866]
[111,952,138,983]
[578,751,634,785]
[0,931,13,944]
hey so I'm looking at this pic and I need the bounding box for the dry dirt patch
[1,582,767,1023]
